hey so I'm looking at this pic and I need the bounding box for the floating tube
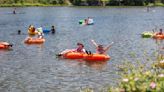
[153,34,164,39]
[83,54,110,61]
[43,29,50,33]
[62,52,110,61]
[79,20,84,24]
[63,52,84,59]
[0,43,11,49]
[0,44,9,49]
[141,32,153,38]
[87,23,94,25]
[24,38,45,44]
[79,20,94,25]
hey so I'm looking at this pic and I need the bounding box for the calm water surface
[0,7,164,92]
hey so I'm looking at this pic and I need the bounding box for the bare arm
[104,42,114,52]
[91,40,98,47]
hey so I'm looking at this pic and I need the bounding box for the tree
[86,0,99,6]
[161,0,164,3]
[70,0,82,5]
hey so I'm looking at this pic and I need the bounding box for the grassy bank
[81,55,164,92]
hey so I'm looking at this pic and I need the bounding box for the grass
[81,53,164,92]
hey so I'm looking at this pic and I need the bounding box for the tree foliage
[0,0,163,6]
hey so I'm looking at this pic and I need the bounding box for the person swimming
[51,25,56,34]
[13,8,16,14]
[18,30,21,35]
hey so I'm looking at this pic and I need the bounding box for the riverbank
[0,3,68,7]
[0,3,164,7]
[81,56,164,92]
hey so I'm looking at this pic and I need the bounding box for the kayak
[61,52,110,61]
[141,32,153,38]
[24,38,45,44]
[0,44,9,49]
[83,54,110,61]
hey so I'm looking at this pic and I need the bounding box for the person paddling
[91,40,113,55]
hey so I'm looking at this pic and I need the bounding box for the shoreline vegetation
[0,3,164,7]
[81,54,164,92]
[0,0,164,7]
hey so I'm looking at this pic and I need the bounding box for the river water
[0,7,164,92]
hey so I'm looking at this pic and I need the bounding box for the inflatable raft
[83,54,110,61]
[63,52,84,59]
[79,20,85,25]
[141,32,153,38]
[62,52,110,61]
[43,29,50,33]
[24,38,45,44]
[153,34,164,39]
[79,19,94,25]
[0,42,12,49]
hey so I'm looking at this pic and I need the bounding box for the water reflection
[85,61,107,70]
[59,58,108,70]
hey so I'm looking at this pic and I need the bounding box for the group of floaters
[24,25,56,44]
[27,25,56,35]
[56,40,114,61]
[142,29,164,39]
[0,25,56,50]
[79,17,94,25]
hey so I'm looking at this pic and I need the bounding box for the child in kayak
[57,43,86,56]
[91,40,113,55]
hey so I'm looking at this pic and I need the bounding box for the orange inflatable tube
[24,38,45,44]
[153,34,164,39]
[62,52,110,61]
[63,52,84,59]
[0,44,10,49]
[83,54,110,61]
